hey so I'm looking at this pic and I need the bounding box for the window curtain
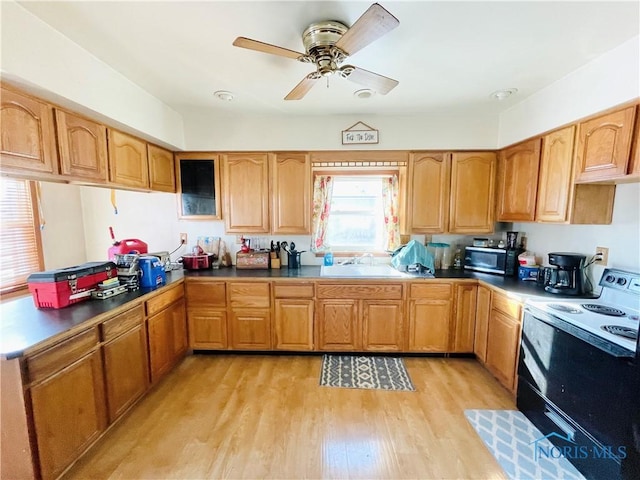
[310,175,334,252]
[382,175,401,251]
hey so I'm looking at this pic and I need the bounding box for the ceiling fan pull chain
[326,77,330,89]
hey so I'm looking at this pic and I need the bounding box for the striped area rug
[319,355,415,391]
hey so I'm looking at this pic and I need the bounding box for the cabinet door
[574,106,636,182]
[108,129,149,188]
[30,350,107,480]
[452,284,477,353]
[449,152,496,233]
[362,300,404,351]
[407,299,452,352]
[628,110,640,177]
[103,324,149,422]
[407,152,450,233]
[148,144,176,192]
[486,309,521,392]
[0,86,57,174]
[316,299,360,351]
[55,109,108,182]
[496,139,541,222]
[188,308,228,349]
[229,309,272,349]
[222,153,270,233]
[148,299,187,382]
[473,285,491,363]
[274,299,314,350]
[271,152,311,234]
[536,126,576,222]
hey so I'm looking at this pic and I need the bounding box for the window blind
[0,178,44,294]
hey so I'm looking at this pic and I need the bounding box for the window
[0,178,44,294]
[311,174,400,253]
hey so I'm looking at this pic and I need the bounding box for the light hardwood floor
[63,354,514,480]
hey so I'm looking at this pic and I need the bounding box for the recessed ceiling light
[354,89,375,99]
[490,88,518,101]
[214,90,234,101]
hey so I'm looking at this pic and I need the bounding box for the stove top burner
[581,304,626,317]
[601,325,638,340]
[548,304,583,314]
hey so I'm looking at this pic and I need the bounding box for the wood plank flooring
[63,354,514,479]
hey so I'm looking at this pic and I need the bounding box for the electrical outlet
[595,246,609,266]
[180,233,188,245]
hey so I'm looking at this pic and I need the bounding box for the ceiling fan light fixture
[354,88,375,99]
[490,88,518,101]
[214,90,235,101]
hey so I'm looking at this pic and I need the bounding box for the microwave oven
[464,246,522,276]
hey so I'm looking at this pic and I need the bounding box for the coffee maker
[544,252,586,295]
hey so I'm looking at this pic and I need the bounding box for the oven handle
[544,406,576,442]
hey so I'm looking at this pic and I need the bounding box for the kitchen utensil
[290,242,296,251]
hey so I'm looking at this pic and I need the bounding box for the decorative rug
[465,409,585,480]
[319,355,415,391]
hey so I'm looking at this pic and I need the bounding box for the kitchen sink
[320,264,408,278]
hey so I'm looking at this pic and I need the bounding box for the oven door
[517,307,639,480]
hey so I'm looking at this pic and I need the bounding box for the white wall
[182,111,499,150]
[0,1,185,149]
[498,35,640,147]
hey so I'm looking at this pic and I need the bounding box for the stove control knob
[605,274,616,283]
[617,277,627,286]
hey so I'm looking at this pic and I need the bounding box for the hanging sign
[341,121,379,145]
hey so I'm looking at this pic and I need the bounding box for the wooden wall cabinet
[27,328,107,480]
[485,291,522,393]
[271,152,311,234]
[228,282,272,349]
[273,283,314,351]
[222,153,270,233]
[449,152,496,233]
[452,284,477,353]
[574,105,637,182]
[148,144,176,192]
[55,109,108,182]
[496,139,541,222]
[175,152,222,219]
[406,152,450,233]
[101,305,149,423]
[0,85,58,175]
[108,129,149,189]
[473,285,492,363]
[186,280,228,349]
[407,283,453,352]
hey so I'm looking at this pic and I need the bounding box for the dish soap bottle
[323,248,334,266]
[453,247,463,269]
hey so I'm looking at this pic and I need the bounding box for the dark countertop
[0,271,184,359]
[1,266,595,360]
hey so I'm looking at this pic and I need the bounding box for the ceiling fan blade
[233,37,306,60]
[285,74,320,100]
[334,3,399,56]
[344,66,398,95]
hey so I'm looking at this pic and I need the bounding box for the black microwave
[464,246,521,276]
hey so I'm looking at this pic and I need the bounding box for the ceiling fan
[232,3,400,100]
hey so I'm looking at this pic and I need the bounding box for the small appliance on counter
[543,252,586,296]
[180,246,220,271]
[464,246,522,276]
[138,256,166,288]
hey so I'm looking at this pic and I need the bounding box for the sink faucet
[356,253,374,266]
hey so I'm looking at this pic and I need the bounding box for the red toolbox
[27,262,118,309]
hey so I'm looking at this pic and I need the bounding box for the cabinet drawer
[228,282,270,308]
[317,284,402,300]
[27,328,99,384]
[185,281,226,308]
[102,304,144,342]
[409,283,452,300]
[274,283,314,298]
[146,283,184,317]
[492,293,522,319]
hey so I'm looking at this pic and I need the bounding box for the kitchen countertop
[0,266,596,360]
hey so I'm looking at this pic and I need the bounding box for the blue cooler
[138,256,166,288]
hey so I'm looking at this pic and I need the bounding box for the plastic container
[108,239,148,260]
[323,250,334,266]
[427,242,450,270]
[138,256,166,288]
[518,265,540,281]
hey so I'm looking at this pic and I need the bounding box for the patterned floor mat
[319,355,415,391]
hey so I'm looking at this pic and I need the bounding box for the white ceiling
[16,1,640,118]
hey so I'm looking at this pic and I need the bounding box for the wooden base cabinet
[274,299,314,351]
[452,284,477,353]
[407,283,453,352]
[485,292,522,393]
[316,299,360,351]
[228,282,272,350]
[362,300,404,351]
[186,281,228,349]
[473,285,492,362]
[148,298,187,383]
